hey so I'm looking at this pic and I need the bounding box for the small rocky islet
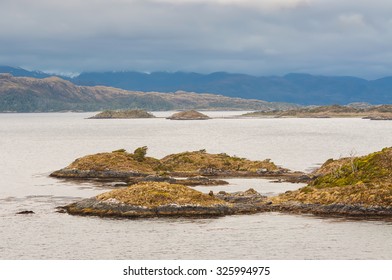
[64,182,267,218]
[89,109,156,119]
[50,146,306,182]
[53,147,392,218]
[166,110,210,120]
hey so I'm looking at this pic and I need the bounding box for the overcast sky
[1,0,391,78]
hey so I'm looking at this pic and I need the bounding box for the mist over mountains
[1,66,391,106]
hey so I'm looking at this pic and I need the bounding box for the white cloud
[153,0,312,10]
[0,0,392,78]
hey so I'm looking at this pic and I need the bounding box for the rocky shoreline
[266,202,392,218]
[64,197,233,218]
[62,186,392,219]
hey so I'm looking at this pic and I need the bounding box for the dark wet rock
[179,176,229,186]
[50,168,148,180]
[16,210,35,215]
[64,197,233,218]
[125,175,229,187]
[139,175,177,183]
[215,189,270,214]
[268,202,392,217]
[363,116,392,121]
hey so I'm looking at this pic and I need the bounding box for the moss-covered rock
[270,147,392,216]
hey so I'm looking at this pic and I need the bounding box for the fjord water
[1,112,392,259]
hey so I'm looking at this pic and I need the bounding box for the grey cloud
[0,0,391,78]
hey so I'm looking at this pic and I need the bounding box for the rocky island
[50,147,306,183]
[57,147,392,219]
[167,110,210,120]
[270,147,392,217]
[63,182,267,218]
[242,105,392,120]
[89,109,155,119]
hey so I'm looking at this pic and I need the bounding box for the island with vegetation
[242,105,392,120]
[50,147,307,184]
[89,109,155,119]
[55,146,392,219]
[167,110,210,120]
[270,147,392,217]
[63,182,267,218]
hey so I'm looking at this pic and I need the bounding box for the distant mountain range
[0,67,392,105]
[0,73,296,112]
[1,66,391,105]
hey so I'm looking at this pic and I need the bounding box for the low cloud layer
[1,0,391,78]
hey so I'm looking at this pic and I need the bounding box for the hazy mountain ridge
[0,73,296,112]
[71,71,392,105]
[1,66,391,105]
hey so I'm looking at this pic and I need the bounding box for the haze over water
[0,112,392,259]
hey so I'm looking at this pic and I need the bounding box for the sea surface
[0,112,392,259]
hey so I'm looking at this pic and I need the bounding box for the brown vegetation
[273,147,392,208]
[96,182,229,208]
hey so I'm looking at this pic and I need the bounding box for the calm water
[0,112,392,259]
